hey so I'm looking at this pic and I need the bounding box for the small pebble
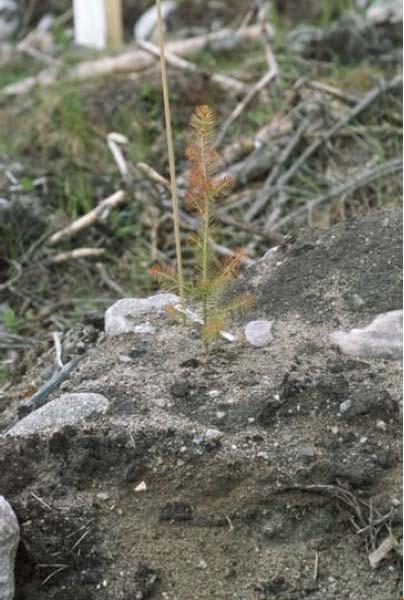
[339,399,352,414]
[299,446,317,461]
[257,451,269,460]
[216,411,226,421]
[118,354,132,363]
[153,397,167,408]
[360,436,368,444]
[197,559,207,570]
[376,419,387,431]
[96,492,110,502]
[204,428,223,444]
[331,426,339,435]
[135,481,147,492]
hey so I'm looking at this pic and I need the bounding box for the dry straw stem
[155,0,185,306]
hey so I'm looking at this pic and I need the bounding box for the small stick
[155,0,185,307]
[48,190,125,245]
[261,74,403,221]
[245,118,311,222]
[215,34,278,148]
[41,565,68,586]
[138,40,246,94]
[107,133,129,178]
[313,552,319,581]
[52,331,64,369]
[137,162,171,189]
[305,80,359,105]
[30,491,52,510]
[71,529,90,551]
[96,263,126,296]
[50,248,106,264]
[269,158,402,231]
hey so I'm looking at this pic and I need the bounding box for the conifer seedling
[152,105,254,344]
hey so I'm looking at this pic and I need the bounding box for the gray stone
[299,446,317,462]
[105,294,179,336]
[5,393,109,437]
[339,399,352,414]
[245,320,273,347]
[204,427,223,447]
[329,310,402,359]
[0,496,19,600]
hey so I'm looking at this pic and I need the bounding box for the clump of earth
[0,208,402,600]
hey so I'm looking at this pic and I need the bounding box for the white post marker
[73,0,123,49]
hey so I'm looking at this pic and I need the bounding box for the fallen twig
[258,75,402,227]
[52,331,64,369]
[245,118,311,222]
[107,133,129,179]
[3,25,264,96]
[269,158,402,231]
[50,248,106,264]
[215,27,278,148]
[96,262,126,296]
[138,40,247,94]
[48,190,126,245]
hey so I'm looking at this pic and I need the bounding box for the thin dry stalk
[155,0,184,306]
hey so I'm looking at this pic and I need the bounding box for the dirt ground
[0,208,402,600]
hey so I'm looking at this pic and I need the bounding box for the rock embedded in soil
[329,310,403,359]
[104,294,179,336]
[245,320,273,347]
[4,393,109,437]
[0,496,19,600]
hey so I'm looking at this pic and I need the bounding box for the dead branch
[95,262,126,296]
[48,190,126,245]
[136,162,171,189]
[245,117,311,222]
[269,158,402,231]
[3,25,264,96]
[254,74,402,225]
[305,80,359,105]
[215,28,279,148]
[50,248,106,264]
[138,40,247,94]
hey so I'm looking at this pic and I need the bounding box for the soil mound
[0,208,402,600]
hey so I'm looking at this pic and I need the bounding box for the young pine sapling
[152,105,254,343]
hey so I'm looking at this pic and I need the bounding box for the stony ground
[0,208,402,600]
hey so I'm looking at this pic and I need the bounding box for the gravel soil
[0,208,402,600]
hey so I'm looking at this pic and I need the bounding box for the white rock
[5,393,109,437]
[339,399,352,414]
[376,419,387,431]
[204,428,223,446]
[135,481,147,492]
[105,294,179,336]
[134,1,176,41]
[329,310,402,359]
[0,496,19,600]
[245,320,273,347]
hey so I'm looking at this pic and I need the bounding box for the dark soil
[0,208,402,600]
